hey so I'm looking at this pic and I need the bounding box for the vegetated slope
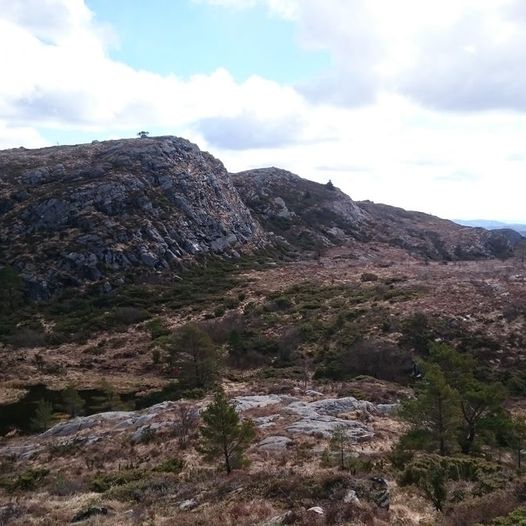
[0,136,266,300]
[233,167,522,260]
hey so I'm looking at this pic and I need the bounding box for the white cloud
[0,0,306,132]
[200,0,526,112]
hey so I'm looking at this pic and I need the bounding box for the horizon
[1,1,526,223]
[2,132,526,225]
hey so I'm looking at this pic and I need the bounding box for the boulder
[233,395,291,412]
[258,436,292,451]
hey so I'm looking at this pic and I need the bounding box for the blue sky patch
[87,0,330,84]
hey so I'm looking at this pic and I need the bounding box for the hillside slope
[231,167,369,250]
[359,200,522,260]
[233,167,522,260]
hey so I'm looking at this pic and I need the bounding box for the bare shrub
[50,474,85,496]
[7,328,46,348]
[174,403,199,449]
[443,487,523,526]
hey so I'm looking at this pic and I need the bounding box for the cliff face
[0,137,266,300]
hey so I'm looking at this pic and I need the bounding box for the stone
[286,415,372,440]
[41,411,136,438]
[283,397,376,440]
[0,504,22,524]
[377,403,398,415]
[343,489,360,504]
[307,506,324,515]
[370,477,390,510]
[130,423,163,444]
[305,389,324,397]
[0,444,43,460]
[254,414,280,429]
[258,436,292,451]
[233,395,289,412]
[308,397,378,416]
[179,499,198,511]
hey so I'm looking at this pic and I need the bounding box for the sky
[0,0,525,222]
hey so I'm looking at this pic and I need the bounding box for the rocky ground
[0,386,419,525]
[1,136,521,301]
[0,246,525,525]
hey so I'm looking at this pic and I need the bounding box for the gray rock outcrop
[0,136,266,299]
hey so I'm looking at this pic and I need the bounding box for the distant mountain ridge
[0,137,523,299]
[454,219,526,236]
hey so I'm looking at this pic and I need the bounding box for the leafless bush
[442,487,523,526]
[174,403,199,449]
[8,328,46,348]
[203,312,243,344]
[50,474,85,496]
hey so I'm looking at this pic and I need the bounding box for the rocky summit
[0,136,266,300]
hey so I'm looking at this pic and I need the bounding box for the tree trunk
[224,445,231,475]
[437,396,446,456]
[461,424,475,455]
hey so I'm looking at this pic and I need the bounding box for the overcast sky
[1,0,525,222]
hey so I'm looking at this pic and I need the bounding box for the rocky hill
[454,219,526,236]
[233,167,522,260]
[0,138,522,300]
[0,137,266,300]
[359,200,522,260]
[231,168,370,250]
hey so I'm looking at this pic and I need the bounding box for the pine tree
[31,399,54,432]
[167,324,219,389]
[458,381,506,454]
[428,343,507,454]
[61,386,85,417]
[401,362,461,455]
[199,390,255,474]
[508,417,526,470]
[329,426,350,469]
[0,265,24,313]
[424,462,447,511]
